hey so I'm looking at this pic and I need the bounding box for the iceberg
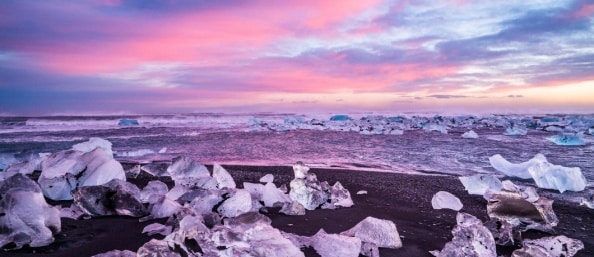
[489,154,547,179]
[116,149,155,157]
[459,174,502,195]
[118,118,139,126]
[461,130,479,139]
[511,235,584,257]
[340,216,402,249]
[0,174,61,249]
[527,161,587,193]
[431,213,496,257]
[431,191,463,211]
[312,229,362,257]
[212,163,236,189]
[546,134,585,146]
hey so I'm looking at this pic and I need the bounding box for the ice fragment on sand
[528,161,587,193]
[212,163,236,189]
[340,216,402,249]
[78,147,126,187]
[0,174,61,249]
[511,235,584,257]
[73,180,146,217]
[289,172,329,210]
[423,124,448,134]
[72,137,114,156]
[293,161,310,179]
[357,190,368,195]
[92,249,136,257]
[312,229,362,257]
[143,223,173,236]
[140,180,169,203]
[259,173,274,183]
[483,218,519,246]
[459,174,502,195]
[137,239,181,257]
[261,181,291,207]
[462,130,479,139]
[185,189,224,215]
[431,191,463,211]
[431,213,496,257]
[546,134,585,146]
[489,154,547,179]
[217,189,252,218]
[322,181,354,209]
[60,204,85,219]
[167,156,210,183]
[141,162,170,177]
[280,201,306,216]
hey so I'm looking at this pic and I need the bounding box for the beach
[6,165,593,257]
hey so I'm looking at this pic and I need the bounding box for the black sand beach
[5,165,594,257]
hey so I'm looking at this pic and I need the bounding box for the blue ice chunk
[329,115,351,121]
[387,116,405,122]
[546,134,585,146]
[118,119,139,126]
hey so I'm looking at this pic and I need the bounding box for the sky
[1,0,594,115]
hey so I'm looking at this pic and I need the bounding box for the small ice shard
[149,195,182,219]
[92,249,136,257]
[72,137,114,156]
[293,161,310,179]
[504,125,527,136]
[528,161,587,193]
[217,189,252,218]
[73,180,147,217]
[462,130,479,139]
[158,147,167,154]
[289,170,330,210]
[431,191,463,211]
[340,217,402,249]
[280,201,306,216]
[60,204,85,219]
[489,154,547,179]
[118,118,139,126]
[261,181,291,207]
[511,235,584,257]
[356,190,368,195]
[322,181,354,209]
[0,174,61,249]
[259,173,274,183]
[167,156,210,184]
[78,148,126,187]
[431,213,496,257]
[142,223,173,236]
[360,242,380,257]
[459,174,502,195]
[212,163,236,189]
[312,229,362,257]
[483,218,519,246]
[38,150,86,200]
[486,186,558,232]
[140,180,169,203]
[137,239,182,257]
[546,134,585,146]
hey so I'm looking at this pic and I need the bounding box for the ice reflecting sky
[1,0,593,115]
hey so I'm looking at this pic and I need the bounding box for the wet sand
[6,165,594,257]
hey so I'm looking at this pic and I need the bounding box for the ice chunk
[261,182,291,207]
[483,218,519,246]
[462,130,479,139]
[73,180,147,217]
[118,118,139,126]
[137,239,182,257]
[312,229,362,257]
[330,115,351,121]
[293,161,310,179]
[217,189,252,218]
[340,217,402,249]
[38,150,86,200]
[78,148,126,187]
[431,213,496,257]
[356,190,368,195]
[546,134,585,146]
[5,153,46,175]
[423,124,448,134]
[431,191,463,211]
[511,235,584,257]
[148,195,182,219]
[589,127,594,135]
[489,154,547,179]
[486,186,558,232]
[158,147,167,154]
[185,189,225,215]
[142,223,173,236]
[167,156,210,184]
[243,182,264,199]
[459,174,502,195]
[60,204,85,220]
[0,174,61,249]
[116,149,154,157]
[528,161,587,193]
[212,163,236,189]
[504,125,527,136]
[72,137,114,156]
[322,181,354,209]
[360,242,380,257]
[289,172,330,210]
[140,180,169,203]
[141,162,170,177]
[92,249,136,257]
[259,174,274,183]
[280,201,306,215]
[0,153,18,170]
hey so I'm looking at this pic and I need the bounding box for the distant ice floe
[461,130,479,139]
[118,118,139,126]
[546,134,585,146]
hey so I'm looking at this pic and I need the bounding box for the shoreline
[6,165,594,257]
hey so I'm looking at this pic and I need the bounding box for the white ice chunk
[78,148,126,187]
[259,174,274,184]
[212,163,236,189]
[459,174,502,195]
[489,154,547,179]
[340,217,402,249]
[293,161,310,179]
[312,229,362,257]
[137,239,181,257]
[431,191,463,211]
[116,149,154,157]
[423,124,448,134]
[158,147,167,153]
[289,173,329,210]
[504,126,527,136]
[322,181,354,209]
[431,213,496,257]
[546,134,585,146]
[356,190,368,195]
[72,137,114,156]
[511,235,584,257]
[92,249,136,257]
[149,195,182,219]
[528,161,587,193]
[167,156,210,183]
[462,130,479,139]
[140,180,169,203]
[217,189,252,218]
[38,150,86,200]
[59,204,85,220]
[261,182,291,207]
[142,223,173,236]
